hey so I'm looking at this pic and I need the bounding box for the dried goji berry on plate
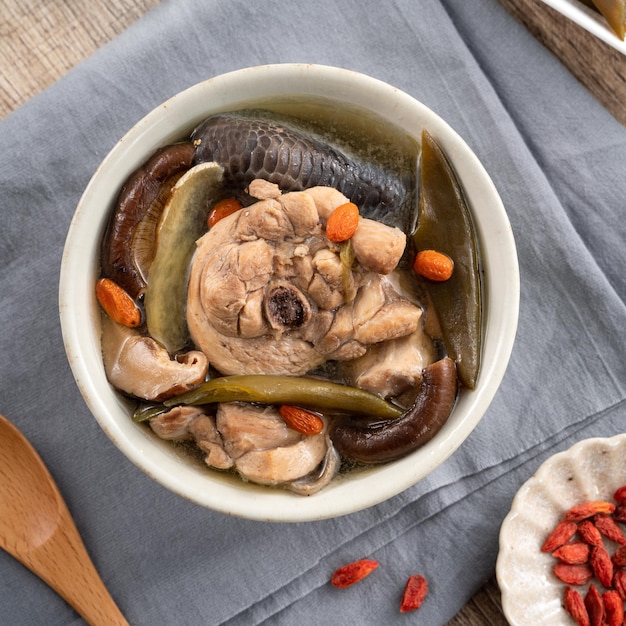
[330,559,379,588]
[603,590,624,626]
[590,545,613,588]
[553,563,594,586]
[584,584,604,626]
[613,485,626,505]
[612,544,626,567]
[577,520,604,548]
[564,501,616,522]
[542,520,578,552]
[613,504,626,523]
[613,569,626,600]
[399,574,428,613]
[594,513,626,545]
[553,542,590,564]
[564,587,591,626]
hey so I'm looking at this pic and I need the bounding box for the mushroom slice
[101,315,208,402]
[287,439,341,496]
[144,161,224,354]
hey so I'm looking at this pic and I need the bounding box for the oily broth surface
[253,96,420,184]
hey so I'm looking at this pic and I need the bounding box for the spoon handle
[14,497,129,626]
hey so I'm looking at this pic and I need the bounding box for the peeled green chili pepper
[134,375,403,422]
[413,130,482,389]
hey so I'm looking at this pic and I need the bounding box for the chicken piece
[187,182,428,377]
[188,413,233,470]
[217,403,300,458]
[192,402,332,487]
[354,301,422,345]
[351,218,406,274]
[305,186,351,220]
[345,326,438,398]
[236,437,327,485]
[248,179,281,199]
[278,191,321,237]
[149,406,203,440]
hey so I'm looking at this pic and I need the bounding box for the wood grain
[0,0,162,119]
[498,0,626,126]
[1,0,622,623]
[0,415,128,625]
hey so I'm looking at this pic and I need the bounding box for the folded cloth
[1,0,625,624]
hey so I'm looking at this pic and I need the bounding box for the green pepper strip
[134,375,403,422]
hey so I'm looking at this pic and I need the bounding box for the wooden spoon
[0,414,128,625]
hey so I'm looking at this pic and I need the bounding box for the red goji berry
[330,559,379,588]
[613,569,626,600]
[564,501,616,522]
[564,587,591,626]
[325,202,360,242]
[399,574,428,613]
[590,545,613,588]
[603,590,624,626]
[553,563,594,586]
[207,198,243,228]
[278,405,324,435]
[577,520,604,548]
[553,542,590,565]
[612,544,626,567]
[413,249,454,282]
[613,485,626,505]
[584,584,604,626]
[542,520,578,552]
[594,514,626,545]
[613,504,626,523]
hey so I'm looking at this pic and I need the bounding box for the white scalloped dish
[497,434,626,625]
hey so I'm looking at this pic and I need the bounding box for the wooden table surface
[1,1,623,624]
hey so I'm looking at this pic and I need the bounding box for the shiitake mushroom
[101,142,195,300]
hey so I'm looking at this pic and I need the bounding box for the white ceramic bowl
[497,434,626,625]
[59,64,519,522]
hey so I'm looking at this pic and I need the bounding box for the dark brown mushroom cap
[101,142,195,299]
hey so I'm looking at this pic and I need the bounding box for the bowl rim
[59,63,520,522]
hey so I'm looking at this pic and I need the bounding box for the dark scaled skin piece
[192,111,414,232]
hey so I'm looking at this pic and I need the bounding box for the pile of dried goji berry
[330,558,428,613]
[542,487,626,626]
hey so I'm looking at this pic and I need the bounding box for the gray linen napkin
[1,0,625,624]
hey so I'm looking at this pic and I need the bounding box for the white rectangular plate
[540,0,626,54]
